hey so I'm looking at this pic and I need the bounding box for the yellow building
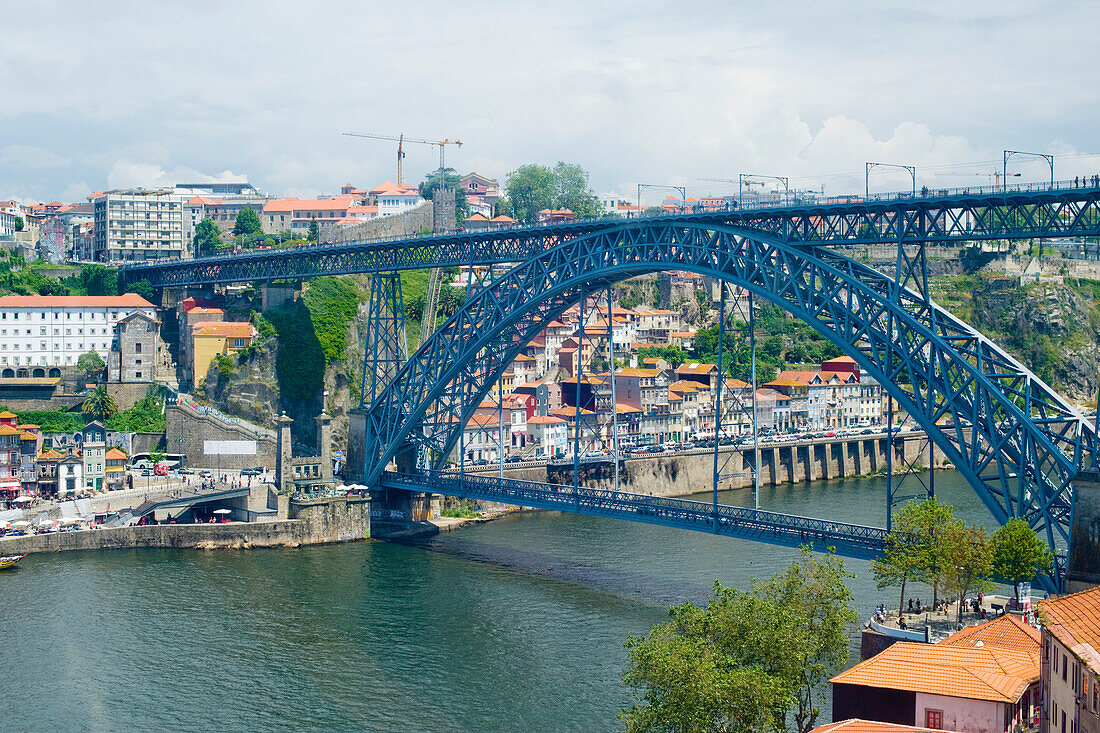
[191,321,256,385]
[105,447,127,490]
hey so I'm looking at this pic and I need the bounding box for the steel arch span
[358,219,1096,588]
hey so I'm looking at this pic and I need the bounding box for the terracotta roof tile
[192,321,255,339]
[939,613,1041,653]
[811,720,941,733]
[1040,585,1100,672]
[829,639,1038,703]
[0,294,155,309]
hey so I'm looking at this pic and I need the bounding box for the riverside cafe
[0,479,30,508]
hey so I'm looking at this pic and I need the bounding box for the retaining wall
[3,495,370,555]
[166,404,277,470]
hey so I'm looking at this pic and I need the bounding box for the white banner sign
[204,440,257,456]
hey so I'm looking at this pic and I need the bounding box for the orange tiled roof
[939,613,1040,653]
[829,639,1038,703]
[192,321,254,339]
[811,720,941,733]
[0,411,15,418]
[668,380,699,393]
[19,431,36,440]
[0,424,22,435]
[0,294,155,309]
[105,448,127,459]
[676,362,717,374]
[615,368,660,378]
[1041,585,1100,672]
[526,415,566,425]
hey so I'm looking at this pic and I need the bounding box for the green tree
[125,278,155,302]
[232,207,263,238]
[504,164,555,223]
[637,344,688,367]
[873,498,961,609]
[420,168,469,220]
[552,161,599,218]
[940,523,995,627]
[990,518,1054,601]
[621,550,856,733]
[14,216,24,232]
[308,215,320,243]
[81,385,118,421]
[76,350,105,381]
[193,218,222,256]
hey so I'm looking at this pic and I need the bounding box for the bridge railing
[380,471,886,557]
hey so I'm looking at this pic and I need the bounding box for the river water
[3,470,998,732]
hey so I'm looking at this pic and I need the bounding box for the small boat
[0,554,26,570]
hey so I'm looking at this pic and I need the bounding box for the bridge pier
[1068,468,1100,592]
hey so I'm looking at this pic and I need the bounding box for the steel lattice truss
[121,189,1100,288]
[361,222,1097,591]
[380,471,887,560]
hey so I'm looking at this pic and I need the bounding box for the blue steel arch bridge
[121,180,1100,592]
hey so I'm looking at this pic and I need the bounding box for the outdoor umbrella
[212,508,232,515]
[11,496,33,503]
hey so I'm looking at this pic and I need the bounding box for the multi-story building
[0,200,21,238]
[36,448,61,497]
[614,367,671,444]
[105,447,127,490]
[107,311,159,383]
[93,189,186,262]
[191,321,256,385]
[1040,585,1100,733]
[19,426,40,492]
[0,294,157,375]
[57,453,83,497]
[526,415,568,458]
[0,414,22,498]
[81,421,106,492]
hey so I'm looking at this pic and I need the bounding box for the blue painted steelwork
[380,471,886,560]
[120,182,1100,288]
[358,221,1096,592]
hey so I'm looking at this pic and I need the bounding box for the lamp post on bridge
[865,162,916,200]
[1004,150,1054,190]
[637,183,687,214]
[739,174,789,208]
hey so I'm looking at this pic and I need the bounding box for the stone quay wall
[470,433,946,498]
[2,495,370,555]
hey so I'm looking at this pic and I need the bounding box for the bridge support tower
[1068,468,1100,592]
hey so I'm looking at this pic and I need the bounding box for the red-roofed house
[1040,585,1100,733]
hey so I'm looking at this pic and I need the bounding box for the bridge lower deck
[379,471,886,560]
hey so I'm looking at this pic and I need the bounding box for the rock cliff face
[197,292,369,457]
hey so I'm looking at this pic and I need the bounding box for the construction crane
[342,132,463,185]
[343,131,464,349]
[936,171,1021,192]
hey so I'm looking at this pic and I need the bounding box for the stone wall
[468,433,947,498]
[2,495,370,555]
[166,404,278,470]
[322,201,434,243]
[106,382,156,411]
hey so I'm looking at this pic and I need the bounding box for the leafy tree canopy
[990,518,1054,599]
[77,350,105,379]
[193,218,223,256]
[308,216,320,243]
[621,550,856,733]
[502,161,600,223]
[232,207,264,238]
[124,278,155,302]
[81,385,118,421]
[420,168,469,221]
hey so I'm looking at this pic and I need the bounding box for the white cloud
[0,145,70,170]
[1,1,1098,202]
[105,162,247,190]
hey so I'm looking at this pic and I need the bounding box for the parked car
[505,455,524,463]
[178,467,194,475]
[199,469,213,478]
[240,467,264,476]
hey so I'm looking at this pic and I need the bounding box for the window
[1065,653,1069,681]
[136,343,142,354]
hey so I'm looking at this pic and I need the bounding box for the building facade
[0,294,157,374]
[93,189,186,262]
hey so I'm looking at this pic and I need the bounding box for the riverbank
[1,494,371,554]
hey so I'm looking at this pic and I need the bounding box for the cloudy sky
[2,1,1097,205]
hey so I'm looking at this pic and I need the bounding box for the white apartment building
[0,200,20,238]
[0,294,157,373]
[93,189,186,263]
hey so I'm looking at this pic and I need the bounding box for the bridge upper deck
[120,179,1100,288]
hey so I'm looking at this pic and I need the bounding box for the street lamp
[637,183,687,214]
[739,174,789,208]
[865,162,916,199]
[1004,150,1054,189]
